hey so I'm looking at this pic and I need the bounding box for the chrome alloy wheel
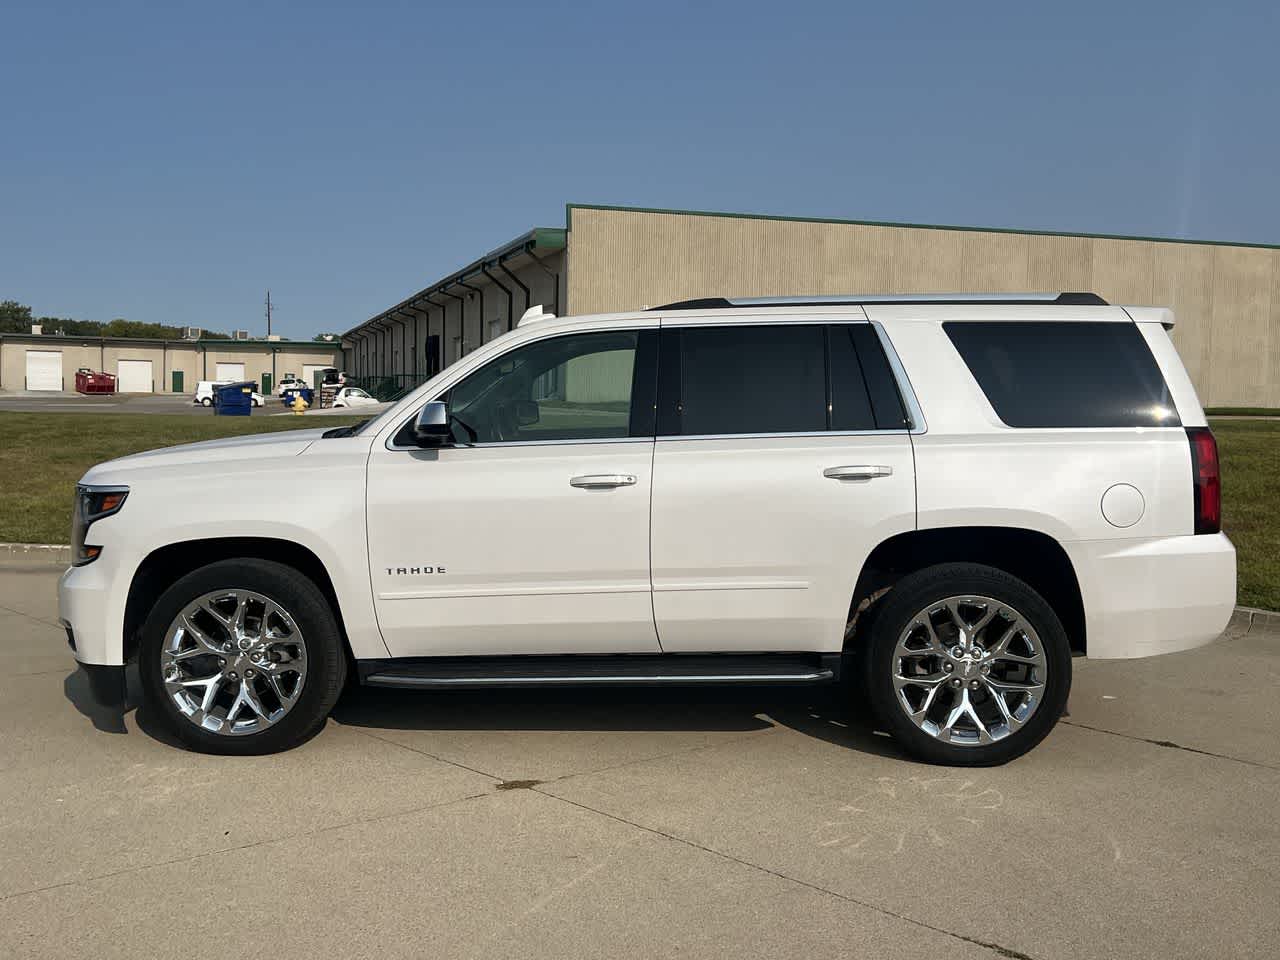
[891,595,1047,746]
[160,589,308,736]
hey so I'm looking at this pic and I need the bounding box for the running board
[358,653,840,689]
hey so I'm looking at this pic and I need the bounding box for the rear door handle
[569,474,637,489]
[823,465,893,481]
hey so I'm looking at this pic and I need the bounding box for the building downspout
[438,289,466,359]
[528,248,561,316]
[393,310,414,377]
[454,278,484,346]
[480,263,513,337]
[423,295,449,373]
[497,258,530,330]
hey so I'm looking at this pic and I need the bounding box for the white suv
[59,293,1235,764]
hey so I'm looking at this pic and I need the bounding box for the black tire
[862,563,1071,766]
[200,397,212,407]
[139,559,347,755]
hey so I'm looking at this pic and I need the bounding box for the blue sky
[1,0,1275,339]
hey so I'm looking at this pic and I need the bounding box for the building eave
[341,226,566,342]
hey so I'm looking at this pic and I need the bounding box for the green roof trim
[565,203,1279,251]
[531,226,567,250]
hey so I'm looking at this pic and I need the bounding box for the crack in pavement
[346,725,775,790]
[535,788,1040,960]
[0,601,63,630]
[1061,720,1278,771]
[345,728,505,783]
[0,790,491,905]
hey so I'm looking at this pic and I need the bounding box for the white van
[193,380,264,407]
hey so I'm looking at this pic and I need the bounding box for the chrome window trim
[387,428,912,453]
[657,429,911,442]
[387,435,651,452]
[871,321,928,435]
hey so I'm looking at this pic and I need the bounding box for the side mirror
[515,400,540,426]
[413,401,451,446]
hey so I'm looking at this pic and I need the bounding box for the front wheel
[200,397,212,407]
[863,563,1071,766]
[139,559,347,754]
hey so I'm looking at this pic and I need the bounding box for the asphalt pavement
[1,558,1277,960]
[0,391,218,414]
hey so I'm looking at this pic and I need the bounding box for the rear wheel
[863,563,1071,765]
[200,397,212,407]
[139,559,346,754]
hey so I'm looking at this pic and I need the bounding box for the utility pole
[265,290,273,338]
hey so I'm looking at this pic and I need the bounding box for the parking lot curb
[0,542,72,566]
[1232,605,1280,635]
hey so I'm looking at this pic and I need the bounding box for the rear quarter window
[944,321,1179,428]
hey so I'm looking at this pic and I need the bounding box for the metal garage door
[302,364,327,387]
[117,359,153,393]
[215,362,245,382]
[25,351,62,391]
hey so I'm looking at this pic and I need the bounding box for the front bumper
[1064,532,1236,659]
[58,549,133,669]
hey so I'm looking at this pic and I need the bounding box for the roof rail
[650,292,1108,310]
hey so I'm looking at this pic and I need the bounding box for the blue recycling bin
[213,381,255,416]
[280,387,314,407]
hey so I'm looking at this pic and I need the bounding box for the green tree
[4,298,232,340]
[0,300,34,333]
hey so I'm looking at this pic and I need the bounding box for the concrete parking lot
[0,392,214,415]
[1,557,1277,960]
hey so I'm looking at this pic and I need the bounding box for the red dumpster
[75,368,117,395]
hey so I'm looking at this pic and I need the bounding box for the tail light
[1186,427,1220,535]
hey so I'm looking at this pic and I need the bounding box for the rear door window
[672,325,826,436]
[657,322,910,436]
[944,321,1179,428]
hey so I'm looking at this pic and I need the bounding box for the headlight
[71,485,129,566]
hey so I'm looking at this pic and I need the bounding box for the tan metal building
[0,334,342,395]
[344,204,1280,408]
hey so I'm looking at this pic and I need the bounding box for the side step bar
[358,653,841,689]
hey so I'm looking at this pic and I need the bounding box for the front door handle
[823,465,893,482]
[570,474,637,489]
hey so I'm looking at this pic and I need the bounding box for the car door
[650,318,917,653]
[366,326,661,658]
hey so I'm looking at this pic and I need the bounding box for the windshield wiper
[322,418,371,439]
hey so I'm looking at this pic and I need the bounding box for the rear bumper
[1064,532,1236,659]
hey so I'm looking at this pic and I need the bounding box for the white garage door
[117,359,153,393]
[302,364,327,387]
[25,351,63,391]
[215,362,245,382]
